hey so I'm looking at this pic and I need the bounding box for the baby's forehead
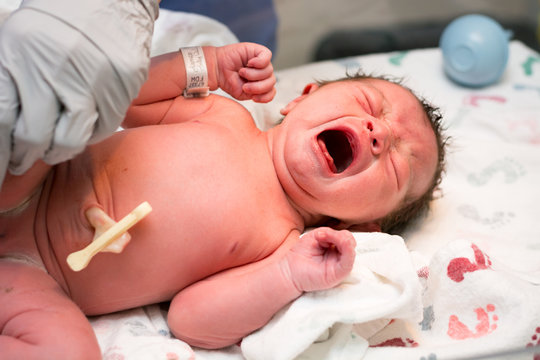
[356,77,418,98]
[327,77,420,103]
[317,78,431,133]
[355,78,427,115]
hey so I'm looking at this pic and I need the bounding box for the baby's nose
[367,120,390,155]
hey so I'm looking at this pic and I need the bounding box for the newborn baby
[0,42,445,358]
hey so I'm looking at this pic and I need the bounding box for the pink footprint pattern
[463,95,506,107]
[526,327,540,360]
[417,266,430,279]
[447,244,492,282]
[508,119,540,144]
[371,337,418,348]
[447,304,498,340]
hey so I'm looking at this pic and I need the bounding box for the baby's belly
[40,156,188,313]
[55,207,271,315]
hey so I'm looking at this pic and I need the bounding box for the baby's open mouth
[317,130,353,173]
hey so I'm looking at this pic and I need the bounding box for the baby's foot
[447,304,498,340]
[467,158,525,186]
[526,326,540,357]
[522,55,540,76]
[463,95,506,107]
[85,207,131,253]
[447,243,491,282]
[458,204,515,229]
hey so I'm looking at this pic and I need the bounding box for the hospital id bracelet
[180,46,210,98]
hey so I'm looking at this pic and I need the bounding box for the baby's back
[41,117,299,315]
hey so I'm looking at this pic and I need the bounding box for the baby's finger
[239,65,274,82]
[251,87,277,103]
[336,231,356,252]
[333,231,356,271]
[312,227,332,244]
[243,76,276,95]
[315,228,356,252]
[246,48,273,69]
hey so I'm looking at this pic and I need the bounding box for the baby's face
[272,78,438,227]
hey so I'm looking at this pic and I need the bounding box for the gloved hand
[0,0,159,186]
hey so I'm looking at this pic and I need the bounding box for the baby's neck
[263,127,324,230]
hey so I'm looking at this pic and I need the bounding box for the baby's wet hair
[317,70,449,234]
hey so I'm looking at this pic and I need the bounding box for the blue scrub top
[159,0,278,52]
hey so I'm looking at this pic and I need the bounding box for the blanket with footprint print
[241,40,540,360]
[84,29,540,359]
[240,235,540,360]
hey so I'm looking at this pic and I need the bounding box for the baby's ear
[348,222,381,233]
[279,82,319,115]
[301,83,319,95]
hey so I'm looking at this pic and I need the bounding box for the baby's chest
[174,184,292,261]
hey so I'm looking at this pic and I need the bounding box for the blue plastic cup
[439,14,512,87]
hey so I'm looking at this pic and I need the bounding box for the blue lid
[439,14,511,87]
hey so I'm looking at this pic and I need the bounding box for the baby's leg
[0,260,101,360]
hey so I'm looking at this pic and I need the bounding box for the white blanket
[241,233,422,360]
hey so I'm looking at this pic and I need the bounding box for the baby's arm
[123,43,275,128]
[168,227,356,349]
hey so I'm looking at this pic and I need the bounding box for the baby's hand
[284,227,356,293]
[215,43,276,103]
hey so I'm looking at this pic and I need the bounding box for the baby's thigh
[0,260,101,359]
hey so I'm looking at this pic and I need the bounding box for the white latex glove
[0,0,159,185]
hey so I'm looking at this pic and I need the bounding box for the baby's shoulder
[203,95,260,132]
